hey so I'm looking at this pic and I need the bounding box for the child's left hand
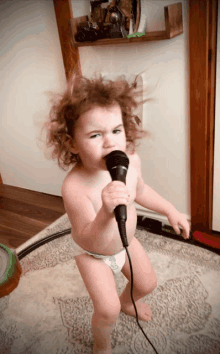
[167,209,190,240]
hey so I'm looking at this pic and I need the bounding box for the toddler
[44,73,190,354]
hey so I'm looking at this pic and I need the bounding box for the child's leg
[119,237,157,321]
[75,253,121,353]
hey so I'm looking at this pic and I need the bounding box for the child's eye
[90,133,100,139]
[90,129,121,139]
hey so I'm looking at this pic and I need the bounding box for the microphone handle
[111,167,128,247]
[114,204,127,223]
[114,205,128,247]
[111,166,127,223]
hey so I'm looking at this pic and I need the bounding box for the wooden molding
[189,0,218,233]
[0,173,3,185]
[207,0,218,229]
[53,0,81,79]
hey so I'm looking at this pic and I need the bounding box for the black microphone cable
[105,150,159,354]
[117,218,159,354]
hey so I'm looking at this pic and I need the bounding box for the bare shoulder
[62,167,78,193]
[62,166,86,200]
[128,152,145,199]
[128,152,142,177]
[128,151,140,164]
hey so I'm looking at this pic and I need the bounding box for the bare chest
[86,165,137,213]
[66,157,138,254]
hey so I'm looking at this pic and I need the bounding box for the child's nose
[103,135,115,148]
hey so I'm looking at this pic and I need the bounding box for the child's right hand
[101,181,130,215]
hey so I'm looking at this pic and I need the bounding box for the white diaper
[71,238,126,274]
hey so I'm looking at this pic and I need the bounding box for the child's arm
[133,153,190,239]
[62,179,129,251]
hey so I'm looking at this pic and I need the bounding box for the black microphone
[104,150,129,247]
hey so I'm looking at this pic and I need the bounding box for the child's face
[71,103,127,172]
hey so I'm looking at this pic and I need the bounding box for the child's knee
[95,298,121,325]
[146,272,157,294]
[139,272,157,296]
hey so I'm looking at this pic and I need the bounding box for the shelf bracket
[165,2,183,38]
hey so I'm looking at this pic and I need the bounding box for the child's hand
[102,181,130,215]
[167,209,190,239]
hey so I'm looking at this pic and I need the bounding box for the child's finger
[173,225,180,234]
[182,226,189,239]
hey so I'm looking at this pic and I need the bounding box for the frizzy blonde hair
[43,72,153,171]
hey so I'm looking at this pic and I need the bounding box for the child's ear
[70,145,79,154]
[69,139,79,154]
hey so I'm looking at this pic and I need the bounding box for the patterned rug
[0,213,220,354]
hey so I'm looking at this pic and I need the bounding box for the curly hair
[43,72,153,171]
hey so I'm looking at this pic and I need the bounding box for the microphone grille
[105,150,129,170]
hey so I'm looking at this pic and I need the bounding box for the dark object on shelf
[108,3,128,38]
[74,19,109,42]
[74,0,139,42]
[131,0,141,33]
[69,2,183,48]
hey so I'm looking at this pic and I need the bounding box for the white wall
[0,0,190,226]
[212,0,220,232]
[73,0,190,224]
[0,0,67,195]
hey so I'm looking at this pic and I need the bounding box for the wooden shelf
[53,0,183,78]
[70,2,183,48]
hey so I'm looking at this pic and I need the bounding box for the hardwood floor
[0,184,66,249]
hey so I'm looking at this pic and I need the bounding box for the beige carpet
[0,213,220,354]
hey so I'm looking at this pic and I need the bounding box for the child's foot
[93,342,112,354]
[120,300,152,321]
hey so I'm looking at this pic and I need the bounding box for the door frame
[189,0,218,234]
[53,0,220,243]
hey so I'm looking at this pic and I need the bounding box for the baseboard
[135,204,192,240]
[135,204,191,228]
[136,207,220,256]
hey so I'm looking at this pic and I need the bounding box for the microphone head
[104,150,129,171]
